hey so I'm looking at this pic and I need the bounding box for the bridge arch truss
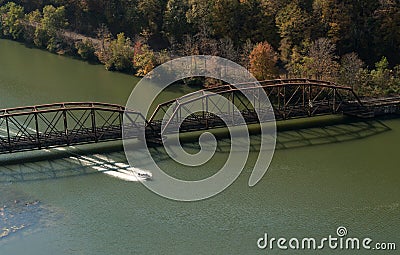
[0,102,148,154]
[149,79,363,135]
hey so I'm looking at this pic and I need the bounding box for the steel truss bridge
[1,79,399,154]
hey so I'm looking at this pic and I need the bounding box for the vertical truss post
[63,109,69,145]
[205,96,209,129]
[91,108,98,142]
[227,92,230,120]
[34,112,41,149]
[119,110,123,137]
[333,88,337,113]
[258,87,261,114]
[5,116,11,152]
[175,103,179,124]
[277,87,281,110]
[179,107,182,124]
[308,85,312,116]
[283,86,287,119]
[253,89,256,113]
[232,91,235,124]
[202,97,205,123]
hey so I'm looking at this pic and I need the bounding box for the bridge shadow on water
[177,117,392,153]
[275,118,391,150]
[0,117,392,183]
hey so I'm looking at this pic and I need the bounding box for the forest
[0,0,399,96]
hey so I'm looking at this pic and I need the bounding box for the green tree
[34,5,69,52]
[55,0,89,32]
[211,0,242,42]
[163,0,190,43]
[138,0,166,35]
[186,0,214,34]
[370,56,392,94]
[23,9,41,43]
[75,38,96,61]
[286,46,308,78]
[312,0,352,52]
[0,2,25,40]
[276,0,310,62]
[241,0,279,46]
[96,32,134,71]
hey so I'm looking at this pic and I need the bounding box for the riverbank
[1,1,400,97]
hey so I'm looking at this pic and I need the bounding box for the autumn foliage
[249,42,279,81]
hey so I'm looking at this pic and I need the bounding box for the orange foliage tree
[249,41,279,80]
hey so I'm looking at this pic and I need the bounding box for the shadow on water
[0,144,128,184]
[275,119,391,150]
[178,117,392,153]
[0,117,392,183]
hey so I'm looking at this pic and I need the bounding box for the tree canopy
[1,0,399,96]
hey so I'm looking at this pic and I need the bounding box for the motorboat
[134,171,152,180]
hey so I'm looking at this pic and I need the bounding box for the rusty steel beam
[0,102,149,154]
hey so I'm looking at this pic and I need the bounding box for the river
[0,39,399,254]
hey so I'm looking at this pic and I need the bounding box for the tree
[0,2,24,40]
[55,0,89,33]
[163,0,190,43]
[338,52,365,90]
[304,38,339,80]
[96,32,134,71]
[194,25,218,55]
[240,38,254,69]
[370,56,392,94]
[211,0,242,42]
[218,37,238,62]
[276,0,310,62]
[137,0,166,35]
[312,0,352,53]
[186,0,214,35]
[374,0,400,64]
[286,45,308,78]
[23,9,41,43]
[75,38,96,61]
[34,5,69,52]
[249,41,279,80]
[180,34,199,56]
[133,39,157,76]
[347,0,380,65]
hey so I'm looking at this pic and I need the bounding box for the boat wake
[52,148,152,182]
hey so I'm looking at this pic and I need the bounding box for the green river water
[0,39,399,254]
